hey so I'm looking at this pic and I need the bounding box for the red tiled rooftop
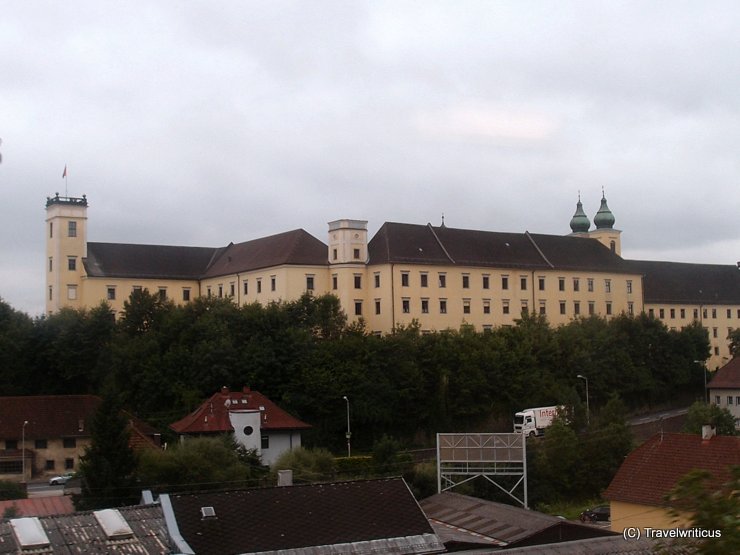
[604,432,740,507]
[170,387,310,434]
[708,357,740,389]
[0,496,74,517]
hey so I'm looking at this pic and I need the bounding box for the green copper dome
[569,198,591,233]
[594,194,615,229]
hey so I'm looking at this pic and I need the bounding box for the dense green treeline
[0,292,709,450]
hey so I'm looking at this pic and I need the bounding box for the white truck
[513,406,563,437]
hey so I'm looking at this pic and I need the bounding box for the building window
[67,285,77,300]
[693,308,699,319]
[107,287,116,301]
[243,281,248,295]
[5,440,18,450]
[375,300,381,315]
[610,240,616,252]
[503,300,510,315]
[49,257,53,272]
[588,302,595,315]
[462,274,470,289]
[158,288,167,301]
[482,275,490,289]
[628,302,634,316]
[354,301,362,316]
[712,308,717,319]
[714,346,720,355]
[271,276,276,291]
[374,273,380,288]
[573,278,580,292]
[49,286,53,301]
[438,273,446,288]
[420,273,428,287]
[45,460,55,470]
[715,395,721,404]
[559,278,565,292]
[520,277,527,291]
[63,438,76,449]
[183,288,191,301]
[605,279,611,293]
[421,299,429,313]
[703,308,708,319]
[353,248,361,260]
[68,221,77,237]
[659,308,665,319]
[332,248,338,261]
[354,275,362,289]
[626,280,632,294]
[560,301,566,315]
[49,222,53,238]
[483,300,491,314]
[68,257,76,271]
[230,283,235,297]
[574,301,581,316]
[728,309,732,318]
[439,299,447,314]
[463,299,471,314]
[728,396,734,406]
[35,439,48,449]
[502,276,509,290]
[521,301,528,314]
[587,278,594,292]
[401,272,409,287]
[261,434,270,450]
[680,308,685,318]
[332,275,338,290]
[257,279,262,294]
[648,308,654,317]
[606,302,612,315]
[539,301,546,315]
[538,277,545,291]
[713,327,718,338]
[670,308,675,319]
[65,458,74,470]
[306,275,315,291]
[218,285,223,298]
[402,298,410,313]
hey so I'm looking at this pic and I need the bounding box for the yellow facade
[609,500,691,533]
[43,195,737,368]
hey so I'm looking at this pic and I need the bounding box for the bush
[0,480,26,501]
[270,447,336,483]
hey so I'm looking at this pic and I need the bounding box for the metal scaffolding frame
[436,433,528,508]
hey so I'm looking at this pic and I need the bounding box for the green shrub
[0,480,26,501]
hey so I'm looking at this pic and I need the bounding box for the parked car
[48,473,74,486]
[579,505,610,522]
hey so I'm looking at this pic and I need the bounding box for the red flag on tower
[62,165,67,178]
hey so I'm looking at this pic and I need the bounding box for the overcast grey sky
[2,1,740,315]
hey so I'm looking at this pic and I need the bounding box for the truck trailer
[513,406,562,437]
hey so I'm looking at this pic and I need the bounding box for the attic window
[10,517,51,551]
[201,506,216,519]
[94,509,134,540]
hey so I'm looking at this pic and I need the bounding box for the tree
[0,480,27,501]
[270,447,336,483]
[684,401,737,436]
[729,328,740,359]
[663,465,740,554]
[75,396,137,510]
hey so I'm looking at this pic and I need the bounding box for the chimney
[220,386,229,395]
[701,425,716,440]
[277,470,293,486]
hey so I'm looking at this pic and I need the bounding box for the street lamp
[21,420,28,483]
[342,396,351,458]
[694,360,707,403]
[577,375,589,426]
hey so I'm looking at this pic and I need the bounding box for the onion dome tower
[593,192,616,229]
[588,190,621,255]
[569,195,591,234]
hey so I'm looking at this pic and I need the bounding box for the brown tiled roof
[169,387,310,434]
[368,223,635,274]
[164,478,442,555]
[0,496,74,518]
[604,432,740,507]
[202,229,328,278]
[0,395,158,445]
[708,357,740,389]
[420,492,614,548]
[84,242,222,279]
[624,260,740,304]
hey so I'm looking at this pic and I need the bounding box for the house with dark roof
[159,477,444,555]
[420,492,615,551]
[45,193,740,368]
[170,386,310,466]
[708,356,740,428]
[0,395,159,483]
[603,430,740,532]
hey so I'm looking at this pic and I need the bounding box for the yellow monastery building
[45,193,740,368]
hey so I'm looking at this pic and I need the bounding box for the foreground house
[603,429,740,531]
[0,395,159,483]
[45,193,740,368]
[169,386,310,466]
[708,356,740,428]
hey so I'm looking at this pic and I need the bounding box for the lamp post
[693,360,707,403]
[342,396,351,458]
[21,420,28,483]
[577,375,589,426]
